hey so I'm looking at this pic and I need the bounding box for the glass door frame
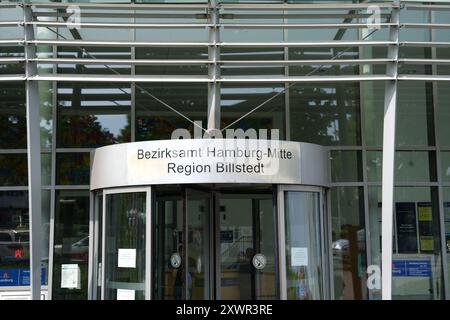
[214,189,278,300]
[277,185,330,300]
[184,186,213,300]
[99,186,152,300]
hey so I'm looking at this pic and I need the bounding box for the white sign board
[117,289,135,300]
[118,249,136,268]
[91,139,329,190]
[291,247,308,266]
[61,264,81,289]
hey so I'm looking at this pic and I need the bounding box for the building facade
[0,0,449,300]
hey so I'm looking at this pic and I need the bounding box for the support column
[381,0,400,301]
[207,0,221,131]
[23,3,42,300]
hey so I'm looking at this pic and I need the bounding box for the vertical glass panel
[41,190,50,286]
[219,194,276,300]
[0,83,26,149]
[153,186,183,300]
[52,190,89,300]
[330,151,363,182]
[436,82,450,147]
[366,151,382,182]
[396,82,435,147]
[95,192,103,300]
[285,191,322,300]
[0,191,30,289]
[258,198,277,300]
[220,84,285,139]
[56,153,90,185]
[135,83,207,141]
[57,82,131,148]
[186,189,210,300]
[441,152,450,182]
[104,192,146,300]
[393,187,443,300]
[0,154,27,186]
[395,151,437,183]
[290,83,361,146]
[443,188,450,297]
[41,153,51,186]
[39,81,53,149]
[331,186,367,300]
[361,82,385,147]
[367,187,382,300]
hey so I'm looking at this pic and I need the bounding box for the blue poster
[0,268,46,286]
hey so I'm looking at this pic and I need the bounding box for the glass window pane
[57,82,131,148]
[57,47,131,76]
[362,82,385,147]
[393,187,443,300]
[289,83,361,146]
[41,153,51,186]
[0,191,29,275]
[285,191,322,300]
[366,151,382,182]
[40,81,53,150]
[443,188,450,297]
[52,190,90,300]
[441,152,450,182]
[437,82,450,147]
[331,186,367,300]
[395,151,437,183]
[330,151,362,182]
[56,153,90,185]
[104,192,146,300]
[396,82,435,147]
[136,83,207,141]
[367,187,382,300]
[0,83,26,149]
[220,84,285,138]
[153,186,183,300]
[0,154,27,186]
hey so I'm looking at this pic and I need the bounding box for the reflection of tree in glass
[137,116,198,141]
[58,115,122,148]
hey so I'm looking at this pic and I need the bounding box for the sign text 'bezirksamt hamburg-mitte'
[136,145,293,176]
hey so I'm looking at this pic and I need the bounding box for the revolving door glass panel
[103,190,148,300]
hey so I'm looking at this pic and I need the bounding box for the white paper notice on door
[117,289,135,300]
[118,249,136,268]
[61,264,81,289]
[291,247,308,266]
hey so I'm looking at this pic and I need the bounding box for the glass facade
[0,0,450,300]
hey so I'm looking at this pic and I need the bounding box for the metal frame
[23,2,43,301]
[381,0,400,301]
[100,186,151,300]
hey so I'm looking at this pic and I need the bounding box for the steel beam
[381,0,400,301]
[23,3,43,301]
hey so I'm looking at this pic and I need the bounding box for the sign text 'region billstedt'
[137,145,293,176]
